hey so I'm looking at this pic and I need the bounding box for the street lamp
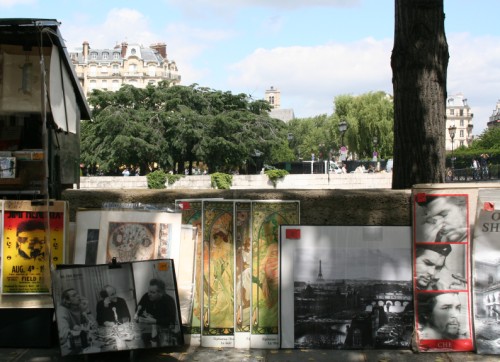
[338,119,348,146]
[448,125,457,179]
[373,136,378,161]
[338,119,348,162]
[467,123,474,146]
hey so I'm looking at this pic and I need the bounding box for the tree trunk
[391,0,449,189]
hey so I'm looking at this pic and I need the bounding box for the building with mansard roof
[446,93,474,150]
[69,41,181,97]
[487,100,500,129]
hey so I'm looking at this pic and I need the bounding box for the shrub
[265,169,289,188]
[146,170,167,189]
[166,173,184,186]
[210,172,233,189]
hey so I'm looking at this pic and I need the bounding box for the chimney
[121,42,128,58]
[82,41,89,62]
[150,42,167,59]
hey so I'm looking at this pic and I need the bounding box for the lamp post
[338,119,348,161]
[448,125,456,180]
[373,136,378,161]
[467,123,474,146]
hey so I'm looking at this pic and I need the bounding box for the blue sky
[1,0,499,134]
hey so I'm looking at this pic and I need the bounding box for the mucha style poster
[412,186,475,352]
[96,210,181,264]
[176,199,204,345]
[1,200,67,294]
[52,259,183,357]
[473,189,500,354]
[281,225,413,349]
[235,201,252,348]
[251,201,300,348]
[201,200,235,348]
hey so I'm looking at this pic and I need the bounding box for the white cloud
[447,33,500,133]
[227,37,393,117]
[0,0,35,7]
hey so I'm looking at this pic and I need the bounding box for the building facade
[264,86,295,123]
[69,41,181,96]
[446,93,474,150]
[487,100,500,129]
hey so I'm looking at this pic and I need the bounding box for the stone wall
[61,188,412,226]
[79,172,393,190]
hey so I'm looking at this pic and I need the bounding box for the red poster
[2,200,66,294]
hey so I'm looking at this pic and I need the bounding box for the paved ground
[1,346,500,362]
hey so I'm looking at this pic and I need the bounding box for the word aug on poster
[1,200,67,294]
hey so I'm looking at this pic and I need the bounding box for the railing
[446,164,499,182]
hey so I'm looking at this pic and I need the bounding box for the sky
[1,0,499,135]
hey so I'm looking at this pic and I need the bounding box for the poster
[473,189,500,354]
[51,259,183,357]
[201,200,235,348]
[176,199,203,345]
[412,188,474,352]
[73,209,102,264]
[96,210,182,264]
[1,200,67,294]
[280,225,413,349]
[235,201,252,348]
[176,225,197,334]
[251,201,300,348]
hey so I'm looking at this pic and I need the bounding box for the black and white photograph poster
[52,259,183,357]
[412,191,473,352]
[280,225,413,350]
[473,189,500,354]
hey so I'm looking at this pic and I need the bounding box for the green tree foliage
[469,127,500,152]
[81,83,288,175]
[333,92,394,160]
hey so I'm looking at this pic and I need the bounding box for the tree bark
[391,0,449,189]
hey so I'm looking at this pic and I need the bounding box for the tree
[333,92,394,160]
[391,0,449,189]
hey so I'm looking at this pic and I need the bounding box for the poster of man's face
[414,195,468,243]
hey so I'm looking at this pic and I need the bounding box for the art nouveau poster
[73,209,102,264]
[176,225,197,337]
[251,201,300,349]
[95,210,182,264]
[280,225,413,349]
[473,189,500,354]
[176,199,204,345]
[235,201,252,348]
[412,184,480,352]
[52,259,183,357]
[1,200,67,294]
[201,200,235,348]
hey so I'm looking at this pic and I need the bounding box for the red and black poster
[1,200,67,294]
[412,188,473,352]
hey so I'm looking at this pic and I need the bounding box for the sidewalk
[1,346,500,362]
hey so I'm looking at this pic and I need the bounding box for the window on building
[460,109,464,116]
[89,80,97,91]
[89,65,97,76]
[91,52,97,60]
[131,48,137,55]
[101,80,107,90]
[101,65,108,74]
[460,119,464,126]
[148,65,156,77]
[112,80,120,91]
[460,130,464,137]
[102,52,109,60]
[450,109,454,115]
[460,140,464,147]
[129,64,137,73]
[269,96,275,104]
[113,52,120,60]
[112,64,119,74]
